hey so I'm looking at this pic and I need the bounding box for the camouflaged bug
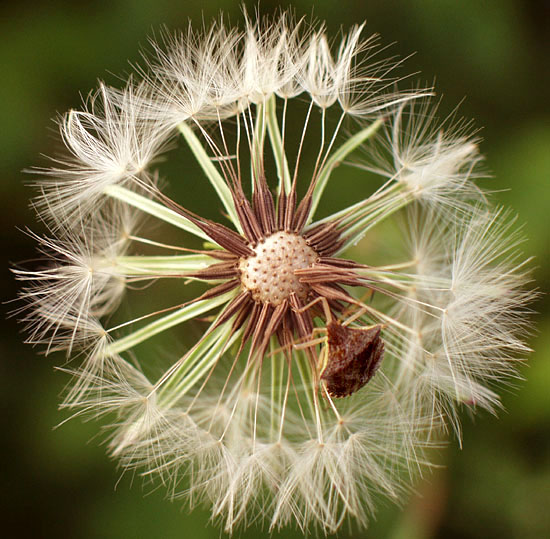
[322,321,384,398]
[293,296,385,398]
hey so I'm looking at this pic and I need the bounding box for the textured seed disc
[239,232,318,305]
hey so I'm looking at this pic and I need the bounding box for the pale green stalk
[294,350,320,437]
[104,184,209,241]
[265,95,291,195]
[178,122,242,233]
[270,340,286,441]
[112,254,215,276]
[310,183,402,227]
[158,323,242,409]
[251,101,267,190]
[305,181,415,255]
[308,119,384,224]
[105,289,237,356]
[338,194,413,253]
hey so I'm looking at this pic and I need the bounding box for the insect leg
[291,295,333,324]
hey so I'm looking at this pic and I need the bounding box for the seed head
[15,8,533,535]
[238,232,317,305]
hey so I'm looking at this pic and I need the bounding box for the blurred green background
[1,1,549,538]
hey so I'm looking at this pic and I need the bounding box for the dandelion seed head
[14,7,533,535]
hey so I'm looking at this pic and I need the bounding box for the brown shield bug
[321,322,384,398]
[292,296,385,398]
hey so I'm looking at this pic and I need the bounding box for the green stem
[270,340,286,442]
[158,323,242,409]
[294,351,318,431]
[112,254,214,276]
[104,185,209,241]
[251,101,267,190]
[178,122,242,233]
[309,183,401,228]
[337,194,413,254]
[308,119,384,225]
[266,95,291,195]
[105,289,236,356]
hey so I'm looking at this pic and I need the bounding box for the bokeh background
[1,1,549,538]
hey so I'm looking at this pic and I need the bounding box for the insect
[293,296,385,398]
[322,321,384,398]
